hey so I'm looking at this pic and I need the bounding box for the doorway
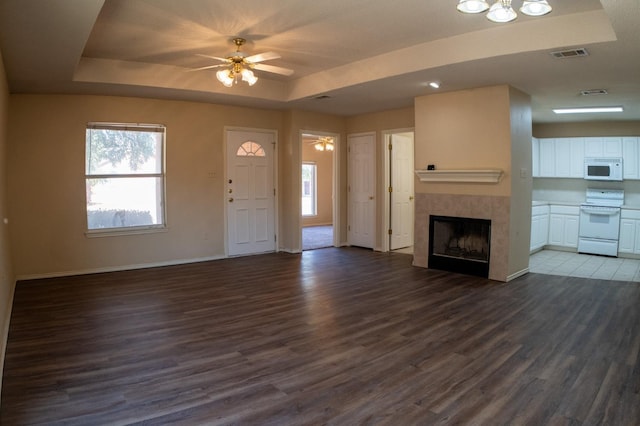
[301,132,337,251]
[225,128,276,256]
[383,130,415,253]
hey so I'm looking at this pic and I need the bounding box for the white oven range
[578,189,624,257]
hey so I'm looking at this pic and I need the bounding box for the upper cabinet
[584,137,623,158]
[535,138,584,178]
[623,137,640,180]
[533,136,639,179]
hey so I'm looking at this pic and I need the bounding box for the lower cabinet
[619,209,640,254]
[547,205,580,249]
[530,205,549,251]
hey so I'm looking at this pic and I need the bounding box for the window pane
[301,163,317,216]
[236,141,265,157]
[86,128,163,175]
[86,177,164,229]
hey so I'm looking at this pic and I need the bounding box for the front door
[348,133,375,249]
[226,129,276,256]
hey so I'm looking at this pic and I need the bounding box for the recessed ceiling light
[553,106,623,114]
[429,81,440,89]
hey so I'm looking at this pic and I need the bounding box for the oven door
[579,205,621,240]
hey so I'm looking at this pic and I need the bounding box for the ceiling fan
[312,137,335,152]
[192,37,294,87]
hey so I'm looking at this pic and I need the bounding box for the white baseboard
[15,255,227,281]
[507,267,530,282]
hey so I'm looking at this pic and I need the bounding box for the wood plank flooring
[2,247,640,425]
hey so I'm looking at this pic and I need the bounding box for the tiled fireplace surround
[413,193,510,282]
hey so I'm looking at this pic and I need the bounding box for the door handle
[228,198,234,203]
[369,196,374,200]
[409,196,414,201]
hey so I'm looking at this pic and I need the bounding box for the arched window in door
[236,141,265,157]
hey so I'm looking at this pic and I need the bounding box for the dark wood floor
[2,248,640,425]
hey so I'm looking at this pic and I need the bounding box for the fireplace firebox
[429,215,491,278]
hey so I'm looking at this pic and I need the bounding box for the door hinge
[388,229,392,235]
[348,225,351,231]
[388,186,393,193]
[273,188,276,196]
[388,143,392,150]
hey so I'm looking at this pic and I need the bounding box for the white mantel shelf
[415,169,504,183]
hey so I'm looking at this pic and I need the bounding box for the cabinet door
[584,137,603,157]
[548,214,564,246]
[539,139,555,177]
[623,137,639,180]
[530,215,540,251]
[554,139,571,177]
[532,138,540,177]
[541,214,549,247]
[569,138,585,177]
[619,219,636,253]
[603,137,623,157]
[564,215,579,248]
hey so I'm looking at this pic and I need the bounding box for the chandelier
[314,137,334,152]
[457,0,552,23]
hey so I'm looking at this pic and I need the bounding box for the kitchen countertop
[533,200,640,210]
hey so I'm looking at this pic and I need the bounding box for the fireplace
[429,215,491,278]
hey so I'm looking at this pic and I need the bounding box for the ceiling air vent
[311,95,331,100]
[580,89,608,96]
[550,48,589,59]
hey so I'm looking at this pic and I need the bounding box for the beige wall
[302,140,333,226]
[346,107,415,250]
[8,94,292,277]
[0,49,15,395]
[507,87,533,279]
[281,110,346,250]
[534,121,640,138]
[414,86,512,197]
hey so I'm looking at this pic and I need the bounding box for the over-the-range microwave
[584,157,623,181]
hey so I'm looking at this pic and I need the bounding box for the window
[301,162,317,216]
[236,141,265,157]
[85,123,166,232]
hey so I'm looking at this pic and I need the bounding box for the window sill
[85,226,168,238]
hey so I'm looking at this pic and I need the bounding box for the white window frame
[302,162,317,217]
[85,122,167,237]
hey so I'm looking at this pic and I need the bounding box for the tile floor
[529,249,640,282]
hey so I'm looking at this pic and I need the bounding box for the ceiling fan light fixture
[457,0,490,13]
[241,68,258,86]
[520,0,552,16]
[487,0,517,23]
[216,69,234,87]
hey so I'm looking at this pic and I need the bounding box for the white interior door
[226,130,275,256]
[390,132,414,250]
[348,133,375,248]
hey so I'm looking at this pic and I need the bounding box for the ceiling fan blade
[196,53,230,62]
[245,51,280,63]
[253,63,294,76]
[187,64,228,72]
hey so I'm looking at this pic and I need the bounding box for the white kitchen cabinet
[539,138,556,177]
[532,137,540,177]
[584,137,622,158]
[534,137,584,178]
[619,209,640,254]
[622,137,639,180]
[530,204,549,252]
[554,138,584,178]
[548,205,580,249]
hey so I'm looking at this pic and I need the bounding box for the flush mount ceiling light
[457,0,552,23]
[553,106,624,114]
[429,81,441,89]
[190,37,294,87]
